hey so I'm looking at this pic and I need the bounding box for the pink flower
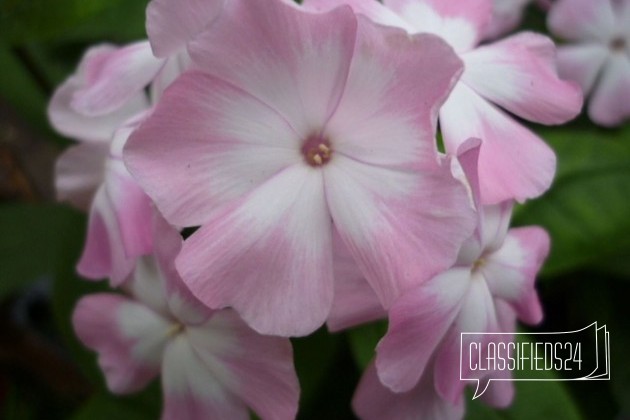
[332,143,548,417]
[72,215,300,420]
[548,0,630,126]
[49,42,162,284]
[124,0,476,337]
[50,39,192,285]
[304,0,582,204]
[372,144,549,412]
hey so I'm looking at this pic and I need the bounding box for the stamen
[472,258,485,272]
[167,323,184,338]
[302,135,333,167]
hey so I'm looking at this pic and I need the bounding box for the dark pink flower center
[302,134,332,167]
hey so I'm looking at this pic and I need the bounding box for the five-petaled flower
[124,0,477,337]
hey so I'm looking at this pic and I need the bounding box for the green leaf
[72,384,161,420]
[347,320,388,370]
[513,122,630,276]
[0,0,148,44]
[0,45,57,137]
[0,203,84,299]
[292,327,341,407]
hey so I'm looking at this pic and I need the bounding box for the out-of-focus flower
[49,25,196,284]
[304,0,582,205]
[72,215,300,420]
[124,0,477,337]
[549,0,630,126]
[49,42,164,285]
[484,0,532,40]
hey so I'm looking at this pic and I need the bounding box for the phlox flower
[304,0,582,204]
[49,28,195,285]
[124,0,477,336]
[326,141,549,418]
[365,142,549,417]
[72,215,300,420]
[548,0,630,126]
[49,42,162,284]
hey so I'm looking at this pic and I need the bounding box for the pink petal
[325,154,475,309]
[353,362,465,420]
[105,159,153,259]
[588,53,630,126]
[482,226,549,325]
[188,0,357,136]
[124,71,303,227]
[149,50,192,102]
[453,137,483,209]
[479,202,514,253]
[77,187,136,285]
[177,165,334,337]
[72,294,169,394]
[325,27,463,170]
[548,0,616,42]
[382,0,493,52]
[126,256,171,318]
[483,0,530,40]
[462,32,583,125]
[555,44,609,95]
[69,41,162,117]
[302,0,414,31]
[440,82,557,205]
[434,275,500,403]
[146,0,225,58]
[161,335,249,420]
[327,231,386,332]
[152,214,214,326]
[480,300,516,408]
[323,21,474,307]
[187,311,299,420]
[55,142,108,211]
[481,367,515,408]
[48,51,148,142]
[375,268,471,393]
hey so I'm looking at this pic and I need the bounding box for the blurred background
[0,0,628,418]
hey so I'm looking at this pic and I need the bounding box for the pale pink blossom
[331,143,548,417]
[50,40,191,285]
[548,0,630,126]
[372,144,548,412]
[304,0,582,205]
[72,215,299,420]
[124,0,476,336]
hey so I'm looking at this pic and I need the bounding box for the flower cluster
[48,0,596,418]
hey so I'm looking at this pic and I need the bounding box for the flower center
[167,322,185,338]
[610,37,626,51]
[472,258,486,272]
[302,135,332,167]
